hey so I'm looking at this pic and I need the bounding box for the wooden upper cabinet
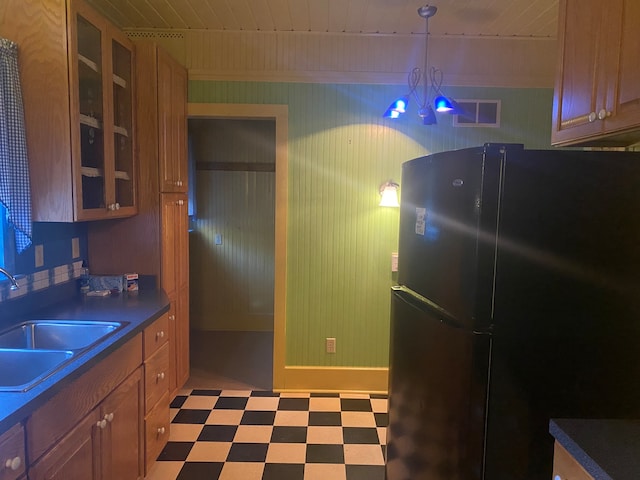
[552,0,640,146]
[603,0,640,135]
[0,0,136,221]
[158,49,188,193]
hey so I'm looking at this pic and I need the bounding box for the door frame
[187,103,288,390]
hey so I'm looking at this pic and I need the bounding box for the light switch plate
[35,244,44,268]
[391,252,398,272]
[72,237,80,258]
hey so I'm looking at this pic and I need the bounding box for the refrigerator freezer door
[386,288,490,480]
[398,147,502,330]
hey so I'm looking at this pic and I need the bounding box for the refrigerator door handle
[392,285,467,330]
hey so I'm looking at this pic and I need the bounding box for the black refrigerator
[386,143,640,480]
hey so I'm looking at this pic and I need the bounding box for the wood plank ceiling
[86,0,559,38]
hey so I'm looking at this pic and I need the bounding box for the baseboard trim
[278,366,388,394]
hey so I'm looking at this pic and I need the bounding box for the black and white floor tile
[145,389,388,480]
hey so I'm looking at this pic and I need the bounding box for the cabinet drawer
[553,441,594,480]
[144,342,170,412]
[0,423,26,480]
[144,391,170,471]
[143,313,169,360]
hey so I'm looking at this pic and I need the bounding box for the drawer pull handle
[5,456,21,471]
[157,427,166,435]
[156,330,165,340]
[157,372,165,381]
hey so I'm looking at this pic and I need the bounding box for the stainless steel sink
[0,320,125,392]
[0,349,74,391]
[0,320,122,351]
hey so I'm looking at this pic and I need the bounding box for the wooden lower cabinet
[142,314,171,474]
[99,369,144,480]
[22,332,175,479]
[29,409,101,480]
[29,368,143,480]
[0,423,27,480]
[161,193,190,398]
[144,391,170,470]
[175,283,190,393]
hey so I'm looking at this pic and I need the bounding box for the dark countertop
[0,288,170,434]
[550,418,640,480]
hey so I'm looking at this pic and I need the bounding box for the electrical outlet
[72,237,80,258]
[35,244,44,268]
[326,337,336,354]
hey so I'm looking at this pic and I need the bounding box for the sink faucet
[0,267,19,290]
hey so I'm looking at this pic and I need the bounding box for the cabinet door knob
[4,456,21,471]
[157,372,165,381]
[104,412,114,423]
[157,426,166,435]
[598,108,611,120]
[115,202,120,210]
[169,315,175,321]
[175,180,183,187]
[156,330,165,340]
[588,111,597,122]
[97,419,107,429]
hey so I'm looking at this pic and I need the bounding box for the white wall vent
[454,100,501,127]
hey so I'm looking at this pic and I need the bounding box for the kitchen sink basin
[0,320,126,392]
[0,320,123,351]
[0,349,74,391]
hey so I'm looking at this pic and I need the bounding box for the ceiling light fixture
[383,5,463,124]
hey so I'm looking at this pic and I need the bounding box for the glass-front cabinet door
[71,0,136,220]
[111,35,135,212]
[76,11,107,214]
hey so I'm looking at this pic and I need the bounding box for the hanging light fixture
[382,5,463,123]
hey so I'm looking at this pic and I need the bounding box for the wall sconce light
[379,181,400,207]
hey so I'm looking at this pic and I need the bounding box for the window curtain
[0,38,32,253]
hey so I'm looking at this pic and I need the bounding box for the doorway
[185,104,288,391]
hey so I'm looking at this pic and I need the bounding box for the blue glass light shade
[434,95,463,114]
[383,96,409,118]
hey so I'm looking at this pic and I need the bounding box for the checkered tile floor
[145,389,388,480]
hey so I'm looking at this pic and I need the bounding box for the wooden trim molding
[279,366,389,394]
[187,103,288,391]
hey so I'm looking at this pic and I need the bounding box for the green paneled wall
[189,81,554,368]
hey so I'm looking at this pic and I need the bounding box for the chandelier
[383,5,463,125]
